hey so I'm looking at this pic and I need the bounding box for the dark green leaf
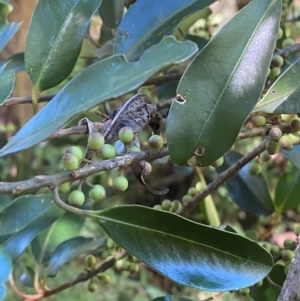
[115,0,216,61]
[0,247,12,301]
[274,168,300,213]
[89,205,273,291]
[1,53,25,73]
[217,152,274,216]
[281,145,300,169]
[254,58,300,113]
[166,0,281,166]
[25,0,101,92]
[96,38,115,59]
[99,0,124,29]
[0,70,14,105]
[47,236,106,276]
[0,195,10,211]
[151,297,194,301]
[0,22,21,52]
[0,37,197,157]
[31,212,86,265]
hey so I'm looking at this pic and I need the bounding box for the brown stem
[274,43,300,59]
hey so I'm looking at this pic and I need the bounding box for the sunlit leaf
[89,205,273,291]
[0,70,14,105]
[0,37,197,157]
[254,58,300,113]
[25,0,101,92]
[167,0,281,166]
[115,0,215,61]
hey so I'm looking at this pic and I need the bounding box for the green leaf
[255,58,300,113]
[0,247,12,301]
[274,168,300,213]
[99,0,124,29]
[0,37,197,157]
[0,22,21,52]
[217,152,274,216]
[0,195,10,211]
[281,145,300,169]
[151,297,194,301]
[25,0,101,93]
[31,212,86,265]
[89,205,273,291]
[47,236,106,276]
[0,53,25,73]
[114,0,216,61]
[0,70,14,105]
[166,0,281,166]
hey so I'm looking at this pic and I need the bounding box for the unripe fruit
[68,190,85,207]
[282,38,295,48]
[188,187,197,197]
[162,199,172,211]
[89,185,106,202]
[290,119,300,132]
[256,280,263,287]
[182,194,192,203]
[98,144,116,159]
[65,146,83,160]
[284,239,295,249]
[279,135,293,150]
[129,146,141,152]
[87,280,97,292]
[248,161,261,175]
[269,67,281,79]
[281,249,294,263]
[98,274,110,284]
[239,287,250,295]
[85,255,96,268]
[277,28,283,40]
[59,181,72,193]
[271,55,284,68]
[288,133,300,145]
[115,259,130,271]
[270,245,280,257]
[88,132,105,151]
[281,114,297,122]
[295,226,300,236]
[128,263,139,274]
[266,140,279,155]
[118,126,134,144]
[148,135,164,150]
[112,176,128,193]
[106,238,114,249]
[252,115,267,127]
[211,156,224,168]
[170,200,182,212]
[259,151,272,163]
[153,204,162,210]
[62,153,79,170]
[269,127,282,141]
[195,181,204,191]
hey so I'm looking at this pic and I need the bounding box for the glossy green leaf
[0,37,197,157]
[217,152,274,216]
[151,297,194,301]
[0,22,21,52]
[25,0,100,93]
[0,195,64,261]
[0,53,25,73]
[274,168,300,213]
[99,0,123,29]
[167,0,281,166]
[0,195,10,212]
[281,145,300,169]
[89,205,273,291]
[31,212,86,265]
[0,247,11,301]
[255,58,300,113]
[47,236,106,276]
[115,0,215,61]
[0,70,14,105]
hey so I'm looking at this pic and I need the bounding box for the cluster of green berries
[61,146,83,170]
[115,257,140,274]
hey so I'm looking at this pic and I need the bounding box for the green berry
[270,245,280,257]
[277,28,283,40]
[106,238,114,249]
[97,274,110,284]
[182,194,192,203]
[153,204,163,210]
[269,127,282,141]
[59,181,72,193]
[128,146,141,152]
[252,115,267,127]
[170,200,182,212]
[284,239,295,249]
[248,161,261,175]
[269,67,281,79]
[239,287,250,296]
[211,156,224,168]
[188,187,197,197]
[282,38,295,48]
[112,176,128,193]
[284,264,291,275]
[68,190,85,207]
[195,181,204,191]
[161,199,172,211]
[271,55,284,67]
[290,119,300,132]
[98,144,116,159]
[266,140,279,155]
[259,151,272,163]
[89,185,106,201]
[256,280,263,287]
[118,126,134,144]
[294,226,300,236]
[115,259,130,271]
[279,135,293,150]
[281,114,297,122]
[87,280,97,292]
[128,263,139,274]
[148,135,164,150]
[85,255,96,268]
[281,249,294,263]
[88,132,105,151]
[62,153,79,170]
[288,133,300,145]
[65,146,83,160]
[261,243,271,252]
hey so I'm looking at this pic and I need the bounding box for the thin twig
[275,43,300,59]
[178,139,268,216]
